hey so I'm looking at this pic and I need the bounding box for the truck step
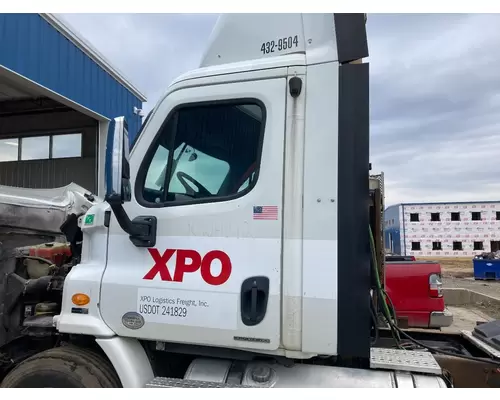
[145,377,253,388]
[370,348,442,375]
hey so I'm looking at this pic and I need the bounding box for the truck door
[100,77,287,351]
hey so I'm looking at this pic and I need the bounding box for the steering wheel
[176,171,212,198]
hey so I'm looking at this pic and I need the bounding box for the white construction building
[384,201,500,257]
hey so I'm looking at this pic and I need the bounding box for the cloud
[367,13,500,206]
[59,13,500,206]
[58,13,218,114]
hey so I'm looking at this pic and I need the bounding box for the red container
[29,242,72,266]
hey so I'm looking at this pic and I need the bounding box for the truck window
[138,101,265,206]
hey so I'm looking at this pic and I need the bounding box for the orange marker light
[72,293,90,306]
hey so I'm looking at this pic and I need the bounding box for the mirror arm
[108,203,144,236]
[107,197,157,248]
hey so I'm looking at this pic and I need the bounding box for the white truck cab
[60,12,371,358]
[2,13,480,388]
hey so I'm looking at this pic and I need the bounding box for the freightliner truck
[0,13,500,388]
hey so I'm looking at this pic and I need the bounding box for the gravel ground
[443,276,500,299]
[442,306,492,332]
[443,276,500,321]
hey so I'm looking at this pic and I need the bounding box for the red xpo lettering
[143,248,232,286]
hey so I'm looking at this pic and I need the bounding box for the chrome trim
[429,309,454,328]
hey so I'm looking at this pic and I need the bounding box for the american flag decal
[253,205,278,220]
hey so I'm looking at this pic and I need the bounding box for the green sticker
[84,214,95,225]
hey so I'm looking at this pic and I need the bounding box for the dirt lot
[442,306,493,332]
[417,256,475,279]
[444,277,500,322]
[417,257,500,324]
[443,276,500,298]
[417,256,500,297]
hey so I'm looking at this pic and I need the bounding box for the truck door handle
[240,276,269,326]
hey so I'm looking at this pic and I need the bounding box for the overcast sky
[59,13,500,207]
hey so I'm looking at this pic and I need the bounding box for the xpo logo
[143,248,232,286]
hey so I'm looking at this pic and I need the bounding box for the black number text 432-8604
[261,35,299,55]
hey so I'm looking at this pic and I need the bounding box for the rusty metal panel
[370,173,385,280]
[434,354,500,388]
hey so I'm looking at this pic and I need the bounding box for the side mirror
[104,116,157,247]
[105,116,131,205]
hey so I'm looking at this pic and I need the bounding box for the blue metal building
[0,13,147,195]
[384,204,402,255]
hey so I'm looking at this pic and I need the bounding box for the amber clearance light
[72,293,90,306]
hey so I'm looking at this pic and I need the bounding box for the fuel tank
[146,352,449,388]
